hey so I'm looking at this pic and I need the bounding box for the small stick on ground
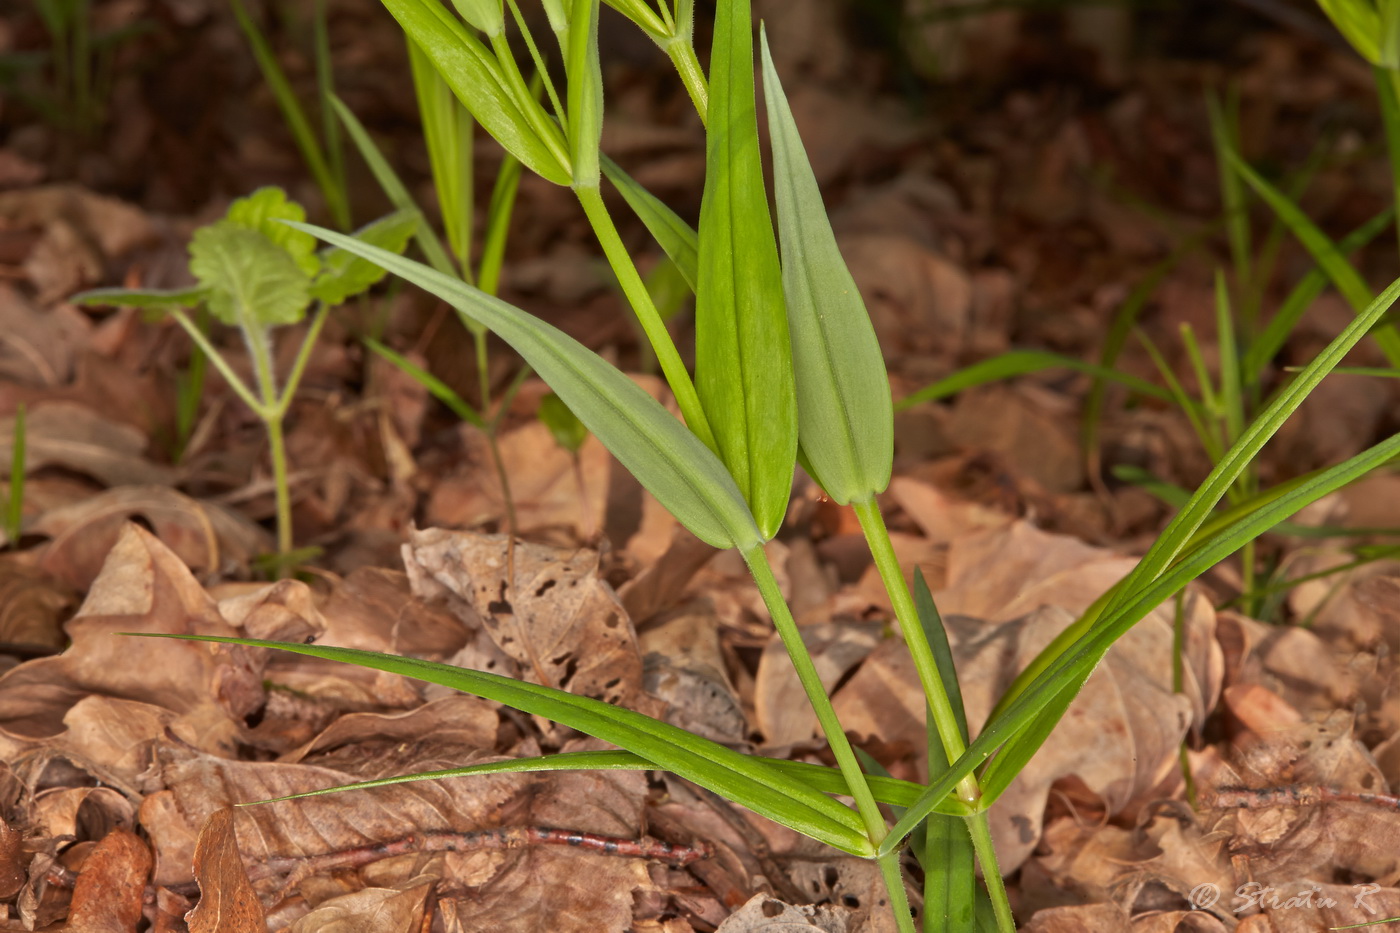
[1205,785,1400,812]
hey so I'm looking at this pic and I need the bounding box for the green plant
[4,403,26,547]
[231,0,352,230]
[131,3,1400,932]
[0,0,147,134]
[75,187,416,575]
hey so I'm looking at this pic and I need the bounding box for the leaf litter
[4,0,1400,929]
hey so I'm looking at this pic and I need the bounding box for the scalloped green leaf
[190,223,312,328]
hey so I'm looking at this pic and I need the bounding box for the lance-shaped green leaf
[601,155,698,290]
[1315,0,1399,65]
[72,285,208,312]
[382,0,572,185]
[565,0,603,190]
[190,224,312,328]
[408,40,474,272]
[139,635,873,856]
[311,209,419,304]
[290,221,762,550]
[694,0,796,539]
[759,29,890,505]
[241,747,953,812]
[601,0,671,41]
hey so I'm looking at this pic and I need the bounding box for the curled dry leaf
[0,524,264,759]
[0,562,77,654]
[0,285,91,386]
[404,528,644,706]
[64,825,151,933]
[0,817,23,900]
[286,881,431,933]
[31,485,269,591]
[185,808,265,933]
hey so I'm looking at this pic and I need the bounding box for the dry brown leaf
[756,621,884,746]
[65,825,151,933]
[185,808,265,933]
[0,562,76,653]
[0,285,90,386]
[0,524,264,757]
[0,401,173,488]
[405,528,643,705]
[1021,902,1132,933]
[425,420,610,541]
[841,232,972,364]
[0,816,23,900]
[713,893,850,933]
[639,599,746,744]
[945,385,1084,493]
[287,880,431,932]
[32,486,269,591]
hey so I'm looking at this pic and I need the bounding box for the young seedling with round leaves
[76,187,416,574]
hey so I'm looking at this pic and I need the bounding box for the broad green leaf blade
[332,93,460,283]
[72,285,208,311]
[1224,145,1400,368]
[382,0,572,185]
[226,187,320,277]
[601,155,698,290]
[190,223,312,328]
[564,0,603,189]
[291,221,762,550]
[695,0,796,539]
[761,28,890,505]
[312,209,419,304]
[881,274,1400,853]
[409,39,474,273]
[364,338,484,426]
[141,635,873,855]
[897,349,1174,410]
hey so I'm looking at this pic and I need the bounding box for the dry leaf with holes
[404,528,643,706]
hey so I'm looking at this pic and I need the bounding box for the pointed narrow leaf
[881,275,1400,854]
[695,0,796,538]
[601,155,698,290]
[290,222,761,550]
[564,0,602,189]
[139,635,873,855]
[408,40,474,272]
[761,29,890,504]
[72,285,209,311]
[382,0,571,185]
[449,0,504,35]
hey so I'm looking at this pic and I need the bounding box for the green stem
[853,498,1014,932]
[852,499,975,797]
[273,303,331,420]
[266,412,294,565]
[169,309,265,416]
[666,38,708,127]
[573,184,716,451]
[739,543,887,844]
[876,850,918,933]
[964,812,1014,932]
[1376,66,1400,264]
